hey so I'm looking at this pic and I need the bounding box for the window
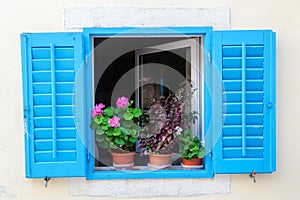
[93,37,203,171]
[135,38,202,139]
[21,27,276,179]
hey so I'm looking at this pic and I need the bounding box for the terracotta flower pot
[111,152,135,169]
[149,153,172,169]
[182,157,203,166]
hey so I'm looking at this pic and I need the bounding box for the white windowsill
[69,175,231,197]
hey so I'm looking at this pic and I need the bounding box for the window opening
[93,37,203,170]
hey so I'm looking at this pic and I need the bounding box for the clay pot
[149,153,172,169]
[111,152,135,165]
[182,157,203,166]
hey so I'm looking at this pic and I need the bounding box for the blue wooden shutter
[21,33,86,178]
[213,30,276,173]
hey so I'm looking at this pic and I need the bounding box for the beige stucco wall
[0,0,298,199]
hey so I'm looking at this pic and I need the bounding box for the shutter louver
[21,33,85,178]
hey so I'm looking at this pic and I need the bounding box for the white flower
[174,126,183,136]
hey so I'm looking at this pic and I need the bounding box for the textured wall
[0,0,297,200]
[64,7,230,31]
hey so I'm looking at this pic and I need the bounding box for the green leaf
[105,130,113,136]
[120,127,132,135]
[96,134,105,142]
[115,138,125,145]
[112,128,121,136]
[131,124,142,132]
[109,142,118,150]
[121,120,133,128]
[131,129,137,136]
[190,146,198,152]
[96,128,104,135]
[132,108,142,117]
[90,120,99,130]
[198,150,205,158]
[114,107,123,114]
[98,140,109,149]
[123,112,133,120]
[94,115,104,124]
[102,125,109,131]
[104,107,113,116]
[129,136,137,143]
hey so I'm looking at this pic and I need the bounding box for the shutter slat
[223,136,264,147]
[223,103,263,114]
[56,128,77,139]
[34,128,52,139]
[32,59,51,70]
[35,151,77,162]
[56,105,74,116]
[35,139,77,151]
[56,116,75,127]
[223,125,263,137]
[56,83,74,93]
[55,59,74,70]
[33,83,51,94]
[34,106,52,117]
[223,147,264,158]
[32,47,51,59]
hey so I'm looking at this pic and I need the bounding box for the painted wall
[0,0,298,199]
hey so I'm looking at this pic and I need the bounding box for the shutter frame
[212,30,276,174]
[21,32,86,178]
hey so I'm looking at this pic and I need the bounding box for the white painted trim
[64,7,230,31]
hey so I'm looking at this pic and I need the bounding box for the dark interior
[93,37,192,167]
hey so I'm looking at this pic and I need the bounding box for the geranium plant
[90,97,142,153]
[178,133,205,160]
[138,79,197,155]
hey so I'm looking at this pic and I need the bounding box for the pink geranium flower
[91,103,105,118]
[108,116,120,128]
[116,97,129,109]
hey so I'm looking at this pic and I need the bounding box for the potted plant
[178,132,205,168]
[90,97,142,169]
[176,94,205,168]
[138,79,196,169]
[138,101,179,169]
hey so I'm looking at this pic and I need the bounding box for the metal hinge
[249,170,257,183]
[44,177,51,187]
[23,107,31,139]
[24,107,29,118]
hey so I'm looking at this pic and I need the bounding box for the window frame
[135,38,202,140]
[83,27,214,180]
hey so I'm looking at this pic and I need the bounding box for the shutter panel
[21,33,86,178]
[213,30,276,173]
